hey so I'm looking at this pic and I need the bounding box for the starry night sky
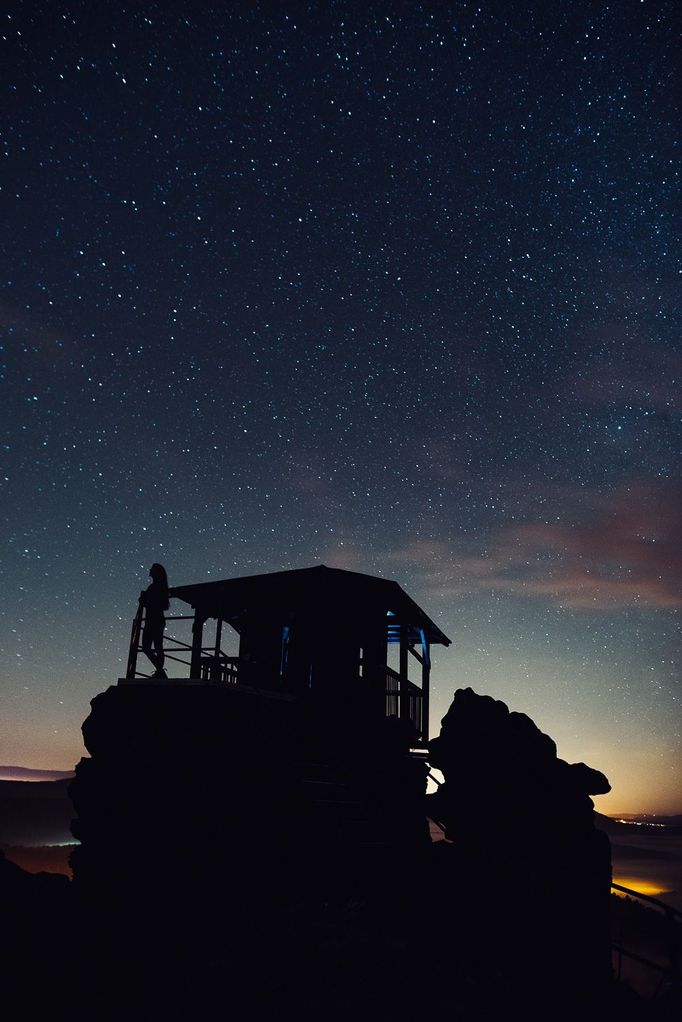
[1,1,680,813]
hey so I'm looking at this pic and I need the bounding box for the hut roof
[171,564,451,645]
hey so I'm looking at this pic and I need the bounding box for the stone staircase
[296,760,393,864]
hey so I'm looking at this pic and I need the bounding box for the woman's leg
[142,626,164,672]
[153,629,165,674]
[141,627,156,669]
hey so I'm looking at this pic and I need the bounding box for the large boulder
[426,688,613,1001]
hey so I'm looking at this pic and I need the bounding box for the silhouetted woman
[140,563,170,679]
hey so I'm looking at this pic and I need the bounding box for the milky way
[1,2,679,812]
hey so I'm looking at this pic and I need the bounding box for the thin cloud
[492,482,681,608]
[388,480,682,611]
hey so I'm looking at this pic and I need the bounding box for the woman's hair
[149,563,170,608]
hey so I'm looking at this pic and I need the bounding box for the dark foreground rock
[9,683,670,1020]
[69,683,431,934]
[0,849,73,1018]
[427,687,613,999]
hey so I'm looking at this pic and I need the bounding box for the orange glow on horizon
[612,877,670,900]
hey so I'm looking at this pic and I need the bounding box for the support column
[421,637,431,742]
[213,617,223,680]
[362,613,386,722]
[399,623,409,721]
[126,605,143,679]
[190,610,205,679]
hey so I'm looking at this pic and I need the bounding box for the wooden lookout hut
[125,565,450,742]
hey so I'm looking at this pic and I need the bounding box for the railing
[611,881,681,996]
[126,609,238,683]
[385,666,423,737]
[199,654,239,684]
[127,613,421,734]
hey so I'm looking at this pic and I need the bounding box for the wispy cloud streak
[389,481,682,610]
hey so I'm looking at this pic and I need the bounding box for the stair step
[309,802,368,817]
[323,819,385,841]
[306,792,358,802]
[296,764,351,783]
[296,760,392,852]
[300,779,349,791]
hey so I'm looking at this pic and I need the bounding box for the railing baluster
[385,668,423,738]
[126,606,143,679]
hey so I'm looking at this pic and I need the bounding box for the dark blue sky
[1,1,679,812]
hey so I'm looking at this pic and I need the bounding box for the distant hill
[0,778,74,845]
[615,813,682,830]
[595,812,680,835]
[0,766,75,782]
[596,812,682,837]
[0,844,73,876]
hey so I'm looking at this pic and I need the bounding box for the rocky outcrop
[65,682,619,1016]
[428,686,610,841]
[427,687,613,1000]
[69,682,430,950]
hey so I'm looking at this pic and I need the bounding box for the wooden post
[362,613,386,723]
[190,610,205,678]
[213,617,223,680]
[421,635,431,742]
[399,623,409,721]
[126,605,144,678]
